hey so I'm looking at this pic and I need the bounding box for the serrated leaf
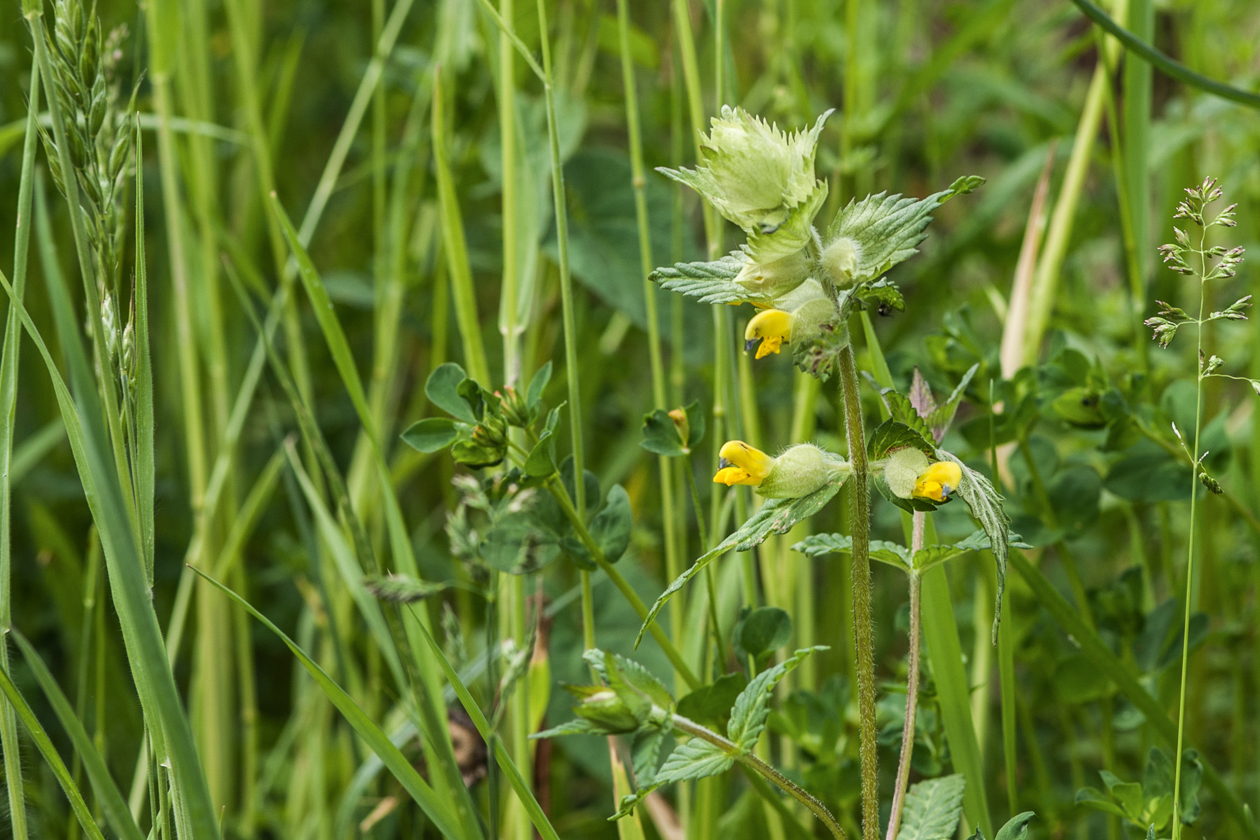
[900,774,967,840]
[868,419,935,460]
[363,574,449,603]
[852,278,905,313]
[583,649,674,710]
[909,367,938,418]
[912,530,1032,574]
[744,180,828,264]
[792,533,912,572]
[825,176,983,282]
[936,450,1011,642]
[879,388,936,443]
[651,252,773,305]
[727,647,825,753]
[635,480,845,648]
[611,737,733,821]
[632,729,666,787]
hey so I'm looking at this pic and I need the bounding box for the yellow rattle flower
[744,309,793,359]
[713,440,776,487]
[912,461,963,502]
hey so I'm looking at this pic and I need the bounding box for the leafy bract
[899,774,967,840]
[634,478,845,648]
[937,450,1012,642]
[727,647,825,752]
[825,175,985,282]
[650,252,773,305]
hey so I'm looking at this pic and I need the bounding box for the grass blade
[0,657,105,840]
[0,43,41,840]
[191,568,466,839]
[11,632,144,840]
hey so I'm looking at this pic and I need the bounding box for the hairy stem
[670,714,846,840]
[837,338,879,840]
[886,514,924,840]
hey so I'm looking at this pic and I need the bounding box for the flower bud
[884,448,930,499]
[567,686,648,734]
[822,236,859,286]
[714,441,849,499]
[497,386,530,427]
[668,408,690,448]
[660,106,831,234]
[757,443,850,499]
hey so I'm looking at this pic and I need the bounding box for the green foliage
[899,774,967,840]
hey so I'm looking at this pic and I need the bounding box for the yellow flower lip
[744,309,793,360]
[713,440,776,486]
[912,461,963,502]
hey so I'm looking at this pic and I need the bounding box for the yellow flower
[912,461,963,502]
[744,309,792,359]
[713,440,775,486]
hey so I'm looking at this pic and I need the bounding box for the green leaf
[676,673,748,729]
[0,658,107,840]
[658,737,733,781]
[590,485,633,563]
[613,739,733,820]
[869,419,936,461]
[583,649,674,710]
[900,774,967,840]
[994,812,1036,840]
[526,361,553,414]
[851,277,905,313]
[926,363,979,440]
[727,647,825,753]
[876,386,935,444]
[1100,771,1144,820]
[640,408,687,457]
[825,176,984,282]
[650,252,773,305]
[524,424,559,477]
[11,632,143,840]
[401,417,459,453]
[1076,787,1128,818]
[792,533,912,572]
[937,450,1011,642]
[635,479,844,648]
[425,362,477,423]
[534,718,601,739]
[481,511,561,575]
[733,607,793,663]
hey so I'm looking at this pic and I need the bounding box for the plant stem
[542,476,699,689]
[886,513,924,840]
[671,713,846,840]
[1171,228,1208,840]
[836,337,879,840]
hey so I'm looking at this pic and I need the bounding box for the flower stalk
[886,512,924,840]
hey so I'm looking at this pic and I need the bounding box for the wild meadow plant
[4,0,1260,839]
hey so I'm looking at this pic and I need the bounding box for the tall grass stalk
[0,44,40,840]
